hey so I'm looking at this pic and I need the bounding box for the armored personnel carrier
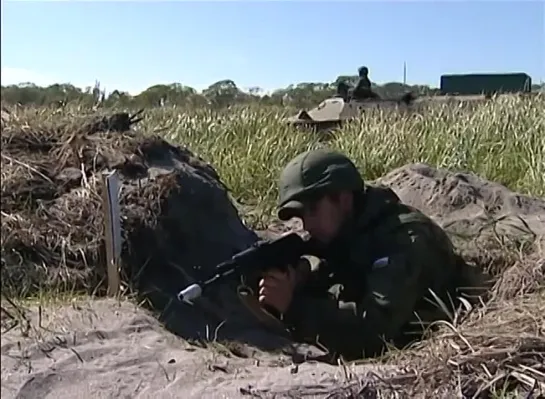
[285,92,417,131]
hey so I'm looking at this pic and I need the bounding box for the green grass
[128,94,545,227]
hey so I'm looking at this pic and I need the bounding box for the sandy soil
[2,298,410,399]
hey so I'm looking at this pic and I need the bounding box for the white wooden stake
[101,170,122,296]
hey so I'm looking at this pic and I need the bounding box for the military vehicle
[285,92,418,131]
[440,73,532,96]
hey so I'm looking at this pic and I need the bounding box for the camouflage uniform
[276,149,482,361]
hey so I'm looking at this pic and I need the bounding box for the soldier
[258,149,487,361]
[335,81,351,101]
[352,66,379,100]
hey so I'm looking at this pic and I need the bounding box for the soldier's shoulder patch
[371,256,390,270]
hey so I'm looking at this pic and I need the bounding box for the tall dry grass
[124,94,544,227]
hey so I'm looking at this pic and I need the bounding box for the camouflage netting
[1,110,544,398]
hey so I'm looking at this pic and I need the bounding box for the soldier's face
[300,193,352,244]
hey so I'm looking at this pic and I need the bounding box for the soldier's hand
[258,267,297,314]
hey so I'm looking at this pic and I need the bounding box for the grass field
[3,94,543,225]
[1,93,544,397]
[144,94,544,227]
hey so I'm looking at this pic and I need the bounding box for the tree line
[2,77,544,110]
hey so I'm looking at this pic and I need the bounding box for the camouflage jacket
[282,185,472,361]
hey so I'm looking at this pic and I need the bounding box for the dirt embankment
[1,110,543,398]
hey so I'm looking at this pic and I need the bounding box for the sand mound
[1,111,544,398]
[376,163,545,236]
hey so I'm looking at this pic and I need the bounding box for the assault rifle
[177,232,315,303]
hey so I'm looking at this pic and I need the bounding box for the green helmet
[277,149,364,221]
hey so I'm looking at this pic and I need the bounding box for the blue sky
[2,1,544,94]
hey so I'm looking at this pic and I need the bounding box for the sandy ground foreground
[1,299,398,399]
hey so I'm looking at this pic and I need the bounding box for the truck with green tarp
[440,73,532,96]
